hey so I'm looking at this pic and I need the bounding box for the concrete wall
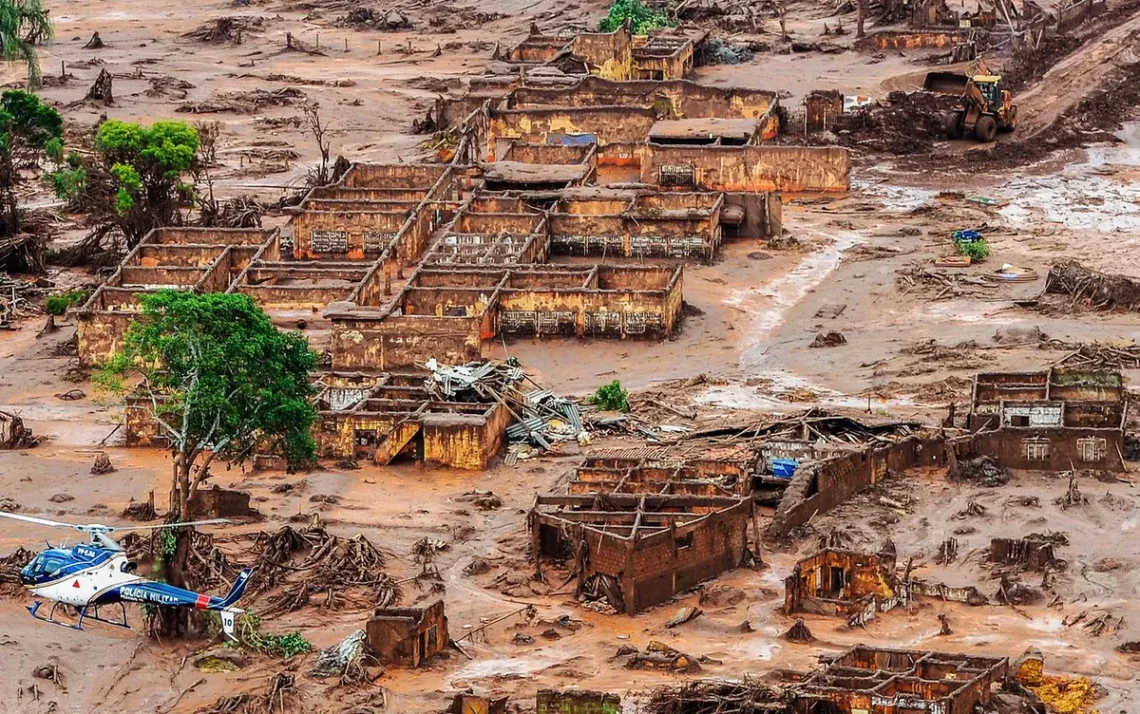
[856,30,967,49]
[642,144,849,193]
[488,107,659,152]
[330,313,485,371]
[768,436,949,538]
[972,427,1125,471]
[291,210,407,260]
[536,691,621,714]
[422,403,512,469]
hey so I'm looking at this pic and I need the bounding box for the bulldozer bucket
[924,72,970,94]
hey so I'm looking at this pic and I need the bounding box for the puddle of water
[853,181,937,213]
[998,123,1140,233]
[451,650,566,680]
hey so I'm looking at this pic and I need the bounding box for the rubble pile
[249,520,400,616]
[1045,261,1140,311]
[336,7,412,30]
[643,677,786,714]
[425,359,588,458]
[0,547,33,597]
[1043,338,1140,369]
[823,91,961,155]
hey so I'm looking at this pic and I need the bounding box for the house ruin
[366,600,448,667]
[789,645,1009,714]
[966,369,1127,471]
[784,546,907,626]
[530,493,752,614]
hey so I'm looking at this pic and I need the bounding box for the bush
[45,289,89,315]
[599,0,673,34]
[234,613,313,658]
[591,380,630,412]
[956,238,991,262]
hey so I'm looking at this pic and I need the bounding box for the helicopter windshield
[19,554,64,585]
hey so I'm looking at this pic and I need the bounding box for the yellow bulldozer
[923,62,1017,142]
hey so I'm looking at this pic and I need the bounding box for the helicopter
[0,511,252,640]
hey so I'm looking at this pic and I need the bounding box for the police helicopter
[0,511,251,640]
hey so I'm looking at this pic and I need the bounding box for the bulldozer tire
[974,115,997,142]
[944,111,964,140]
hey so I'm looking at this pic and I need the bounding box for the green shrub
[45,289,89,315]
[956,238,991,262]
[591,380,630,412]
[599,0,673,34]
[234,613,313,658]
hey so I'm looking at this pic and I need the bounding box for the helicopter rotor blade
[0,511,86,531]
[108,519,231,533]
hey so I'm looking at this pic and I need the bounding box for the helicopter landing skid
[29,600,131,632]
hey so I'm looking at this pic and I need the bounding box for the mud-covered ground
[0,0,1138,711]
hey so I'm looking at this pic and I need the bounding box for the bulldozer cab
[972,76,1001,109]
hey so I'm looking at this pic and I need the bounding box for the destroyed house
[314,371,515,470]
[967,369,1127,471]
[548,190,729,261]
[499,24,693,82]
[790,645,1008,714]
[784,548,906,626]
[366,600,448,667]
[568,448,758,497]
[75,227,279,367]
[328,264,684,370]
[531,493,752,614]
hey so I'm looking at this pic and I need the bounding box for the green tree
[0,0,53,88]
[599,0,672,34]
[100,291,318,635]
[93,119,199,244]
[0,89,61,237]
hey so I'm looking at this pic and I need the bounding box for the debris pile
[181,16,265,43]
[177,88,305,115]
[1045,261,1140,311]
[623,641,702,673]
[198,672,298,714]
[0,410,39,449]
[820,91,960,154]
[950,455,1009,487]
[250,520,400,616]
[809,330,847,348]
[1043,338,1140,370]
[0,547,33,597]
[896,263,998,300]
[423,359,588,457]
[310,629,380,684]
[694,38,756,65]
[643,677,785,714]
[782,618,815,642]
[336,7,412,30]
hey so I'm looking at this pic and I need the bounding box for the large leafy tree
[0,0,53,89]
[96,119,199,243]
[54,119,200,251]
[0,89,61,238]
[101,291,317,634]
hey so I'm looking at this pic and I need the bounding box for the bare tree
[303,102,332,187]
[856,0,867,38]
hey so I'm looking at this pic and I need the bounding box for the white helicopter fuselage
[29,552,145,607]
